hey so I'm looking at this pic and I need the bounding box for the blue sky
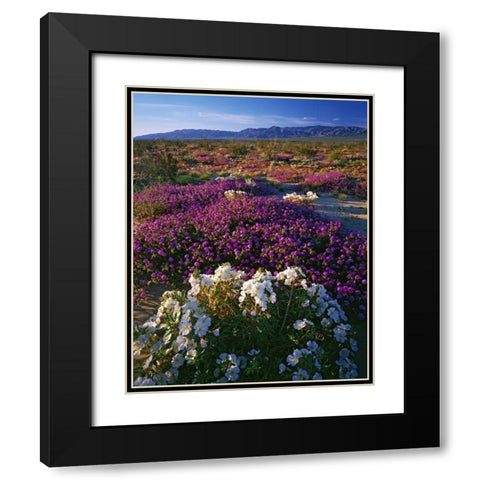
[132,92,368,137]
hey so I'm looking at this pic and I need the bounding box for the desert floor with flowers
[131,139,369,387]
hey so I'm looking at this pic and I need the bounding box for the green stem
[281,286,294,330]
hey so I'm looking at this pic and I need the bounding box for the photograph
[129,89,373,390]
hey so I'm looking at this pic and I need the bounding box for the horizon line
[134,123,367,138]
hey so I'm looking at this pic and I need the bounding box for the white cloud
[196,112,328,128]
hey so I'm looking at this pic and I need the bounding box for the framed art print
[127,87,373,393]
[41,13,439,466]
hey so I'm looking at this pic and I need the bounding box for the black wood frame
[40,12,439,467]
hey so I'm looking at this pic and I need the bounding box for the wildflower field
[131,138,370,388]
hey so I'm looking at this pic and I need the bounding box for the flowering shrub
[273,154,294,161]
[215,174,237,181]
[133,140,368,195]
[268,168,304,184]
[283,191,318,205]
[133,191,367,317]
[224,189,247,198]
[133,265,359,386]
[133,179,276,221]
[304,171,367,199]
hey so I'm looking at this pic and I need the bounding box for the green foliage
[229,142,249,157]
[328,148,342,162]
[297,143,317,160]
[175,171,213,185]
[133,265,359,386]
[260,141,279,161]
[198,139,212,150]
[137,143,178,184]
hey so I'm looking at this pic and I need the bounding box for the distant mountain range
[134,125,367,141]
